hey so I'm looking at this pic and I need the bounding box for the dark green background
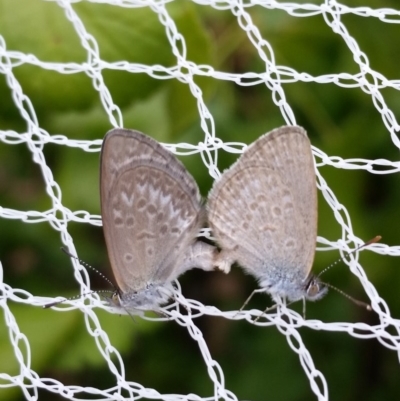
[1,1,399,400]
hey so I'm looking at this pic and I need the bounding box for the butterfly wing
[207,126,317,285]
[100,129,204,294]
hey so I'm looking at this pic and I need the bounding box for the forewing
[100,129,203,293]
[208,126,317,278]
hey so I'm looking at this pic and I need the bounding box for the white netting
[1,1,400,400]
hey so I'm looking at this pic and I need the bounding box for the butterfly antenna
[317,235,381,278]
[60,247,116,289]
[320,281,372,311]
[43,289,114,309]
[43,247,116,309]
[315,236,381,312]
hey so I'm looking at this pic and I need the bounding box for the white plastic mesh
[1,1,400,401]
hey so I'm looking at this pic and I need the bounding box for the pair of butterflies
[100,125,327,313]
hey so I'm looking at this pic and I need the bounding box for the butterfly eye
[305,278,327,301]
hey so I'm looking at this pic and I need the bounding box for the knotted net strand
[1,1,400,400]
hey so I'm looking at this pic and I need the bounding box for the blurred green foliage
[1,1,399,401]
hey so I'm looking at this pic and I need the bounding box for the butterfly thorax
[258,271,328,302]
[110,283,173,311]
